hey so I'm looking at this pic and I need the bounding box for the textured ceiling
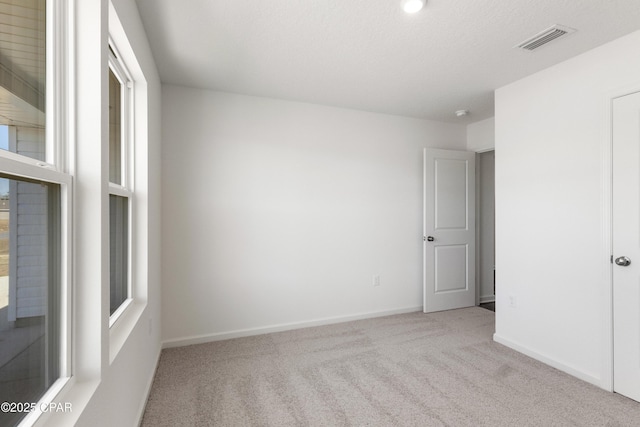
[135,0,640,123]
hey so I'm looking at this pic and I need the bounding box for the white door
[423,148,475,313]
[612,91,640,402]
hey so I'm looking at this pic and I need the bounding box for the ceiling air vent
[516,25,576,51]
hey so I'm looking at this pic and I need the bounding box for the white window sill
[109,299,146,364]
[31,377,100,427]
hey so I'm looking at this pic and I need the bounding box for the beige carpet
[142,308,640,426]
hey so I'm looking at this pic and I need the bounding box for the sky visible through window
[0,125,9,197]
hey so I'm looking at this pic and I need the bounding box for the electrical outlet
[373,275,381,287]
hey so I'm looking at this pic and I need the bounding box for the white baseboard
[136,345,162,426]
[479,295,495,304]
[493,333,602,388]
[162,306,423,349]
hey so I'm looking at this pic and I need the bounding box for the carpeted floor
[142,307,640,426]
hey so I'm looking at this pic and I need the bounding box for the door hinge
[611,255,613,263]
[423,236,426,242]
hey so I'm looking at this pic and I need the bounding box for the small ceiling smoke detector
[455,110,469,117]
[516,24,576,51]
[401,0,426,14]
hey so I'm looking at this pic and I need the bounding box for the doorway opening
[477,150,495,312]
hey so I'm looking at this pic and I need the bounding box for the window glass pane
[110,195,128,314]
[109,69,122,185]
[0,126,9,151]
[0,0,46,161]
[0,175,60,427]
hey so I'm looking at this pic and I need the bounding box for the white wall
[467,117,495,152]
[161,86,466,345]
[494,29,640,388]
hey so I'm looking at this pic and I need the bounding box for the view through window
[0,1,61,426]
[0,176,60,427]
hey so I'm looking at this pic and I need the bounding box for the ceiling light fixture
[402,0,426,14]
[455,110,469,117]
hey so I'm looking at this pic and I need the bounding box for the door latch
[615,256,631,267]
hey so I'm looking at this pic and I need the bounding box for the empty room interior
[2,0,640,426]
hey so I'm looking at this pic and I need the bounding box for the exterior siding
[8,125,47,320]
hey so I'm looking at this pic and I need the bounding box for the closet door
[612,90,640,402]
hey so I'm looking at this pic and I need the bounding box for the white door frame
[601,83,640,392]
[474,148,495,306]
[423,148,476,313]
[437,146,494,309]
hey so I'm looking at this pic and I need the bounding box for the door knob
[427,236,435,242]
[615,256,631,266]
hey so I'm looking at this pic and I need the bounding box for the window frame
[0,0,73,423]
[11,0,153,424]
[0,160,72,427]
[107,39,135,328]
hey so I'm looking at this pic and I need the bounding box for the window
[0,1,71,426]
[108,43,133,321]
[0,176,62,427]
